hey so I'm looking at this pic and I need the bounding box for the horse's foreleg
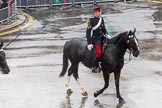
[114,70,126,105]
[94,71,109,97]
[66,76,73,95]
[76,78,88,96]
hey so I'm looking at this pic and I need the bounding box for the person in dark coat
[86,6,111,73]
[0,0,3,9]
[1,0,8,8]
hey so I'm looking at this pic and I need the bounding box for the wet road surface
[0,1,162,108]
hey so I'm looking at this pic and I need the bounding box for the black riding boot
[92,58,102,73]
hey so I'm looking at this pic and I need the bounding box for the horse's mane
[110,31,128,44]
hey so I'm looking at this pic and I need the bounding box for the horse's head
[0,42,10,74]
[126,28,140,57]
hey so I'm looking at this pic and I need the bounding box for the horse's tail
[59,42,69,77]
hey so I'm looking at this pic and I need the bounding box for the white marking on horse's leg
[76,78,86,93]
[66,76,71,90]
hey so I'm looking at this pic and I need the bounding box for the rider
[86,6,111,73]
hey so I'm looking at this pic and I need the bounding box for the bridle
[125,33,139,64]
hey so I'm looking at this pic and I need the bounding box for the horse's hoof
[82,91,88,96]
[119,98,126,106]
[67,89,73,96]
[94,91,99,97]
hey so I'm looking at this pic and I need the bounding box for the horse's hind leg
[72,63,88,96]
[66,76,73,96]
[76,78,88,96]
[65,65,74,96]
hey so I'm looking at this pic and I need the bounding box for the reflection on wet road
[60,96,88,108]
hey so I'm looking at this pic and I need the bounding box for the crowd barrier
[16,0,119,8]
[0,0,129,22]
[0,0,16,22]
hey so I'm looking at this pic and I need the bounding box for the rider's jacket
[86,17,108,45]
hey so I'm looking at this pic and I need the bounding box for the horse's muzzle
[2,68,10,74]
[133,51,140,57]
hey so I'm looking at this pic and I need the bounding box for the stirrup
[98,62,102,70]
[96,68,101,73]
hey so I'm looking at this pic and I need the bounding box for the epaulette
[87,19,92,29]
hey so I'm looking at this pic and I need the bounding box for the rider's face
[94,11,102,18]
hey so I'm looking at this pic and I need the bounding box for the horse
[0,42,10,74]
[59,28,140,105]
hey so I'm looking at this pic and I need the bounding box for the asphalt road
[0,1,162,108]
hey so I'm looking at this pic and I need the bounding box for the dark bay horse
[0,42,10,74]
[59,29,140,104]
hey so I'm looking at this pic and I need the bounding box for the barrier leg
[93,0,98,6]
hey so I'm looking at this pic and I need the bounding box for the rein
[125,50,132,64]
[3,33,20,49]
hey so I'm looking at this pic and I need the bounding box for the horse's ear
[0,42,3,48]
[127,30,132,36]
[133,28,136,33]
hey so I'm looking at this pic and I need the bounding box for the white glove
[87,44,93,51]
[105,34,111,39]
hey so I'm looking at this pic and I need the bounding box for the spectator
[1,0,8,8]
[0,0,3,9]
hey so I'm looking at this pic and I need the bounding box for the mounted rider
[86,6,111,73]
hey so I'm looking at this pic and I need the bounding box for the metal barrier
[16,0,119,8]
[0,0,16,22]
